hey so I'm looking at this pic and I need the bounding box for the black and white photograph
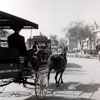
[0,0,100,100]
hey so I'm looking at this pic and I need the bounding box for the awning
[0,11,38,29]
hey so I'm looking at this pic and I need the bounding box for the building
[26,35,51,49]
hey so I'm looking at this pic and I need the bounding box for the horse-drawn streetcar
[0,11,49,100]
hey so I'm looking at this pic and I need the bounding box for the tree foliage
[59,38,67,47]
[67,21,92,41]
[50,35,59,46]
[64,21,96,50]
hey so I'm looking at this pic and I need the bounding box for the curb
[67,54,98,59]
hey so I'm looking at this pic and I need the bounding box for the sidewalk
[67,52,98,59]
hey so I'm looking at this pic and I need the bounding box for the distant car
[84,49,97,55]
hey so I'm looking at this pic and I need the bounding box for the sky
[0,0,100,41]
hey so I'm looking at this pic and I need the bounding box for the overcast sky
[0,0,100,40]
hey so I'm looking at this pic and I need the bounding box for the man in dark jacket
[8,25,27,56]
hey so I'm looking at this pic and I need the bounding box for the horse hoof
[23,84,26,87]
[48,89,51,91]
[56,85,59,88]
[56,84,60,88]
[61,81,64,84]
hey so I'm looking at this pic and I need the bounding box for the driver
[32,41,39,53]
[8,25,27,56]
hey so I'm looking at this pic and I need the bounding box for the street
[0,57,100,100]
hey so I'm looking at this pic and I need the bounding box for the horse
[47,47,67,87]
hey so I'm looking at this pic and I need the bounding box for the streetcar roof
[0,11,38,29]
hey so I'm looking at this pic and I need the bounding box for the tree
[59,38,67,47]
[65,21,95,50]
[50,35,59,46]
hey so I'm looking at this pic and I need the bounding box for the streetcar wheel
[35,73,48,100]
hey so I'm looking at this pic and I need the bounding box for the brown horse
[47,47,67,87]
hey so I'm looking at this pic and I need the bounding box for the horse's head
[60,46,67,60]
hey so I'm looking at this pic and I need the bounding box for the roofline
[0,11,38,29]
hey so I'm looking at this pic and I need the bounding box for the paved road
[0,57,100,100]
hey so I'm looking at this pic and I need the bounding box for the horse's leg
[57,72,62,85]
[61,69,65,83]
[58,69,64,84]
[55,71,59,87]
[48,67,52,84]
[48,71,50,83]
[60,71,64,84]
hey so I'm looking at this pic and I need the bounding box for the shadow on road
[45,97,95,100]
[48,82,100,93]
[6,82,99,100]
[46,82,100,100]
[26,96,95,100]
[67,63,82,68]
[25,94,95,100]
[64,63,86,75]
[0,91,32,97]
